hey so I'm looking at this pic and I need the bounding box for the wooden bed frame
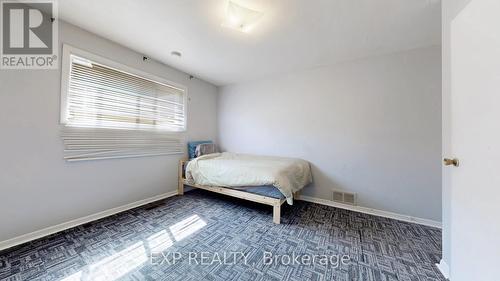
[178,159,299,224]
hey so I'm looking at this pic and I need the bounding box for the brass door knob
[443,158,459,167]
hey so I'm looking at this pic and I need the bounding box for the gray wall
[0,22,218,242]
[218,46,442,221]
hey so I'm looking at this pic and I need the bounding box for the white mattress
[185,152,312,204]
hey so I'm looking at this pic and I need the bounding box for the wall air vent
[332,190,357,205]
[333,191,344,202]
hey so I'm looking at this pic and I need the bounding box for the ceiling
[59,0,441,86]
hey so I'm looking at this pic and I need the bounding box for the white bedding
[185,152,312,204]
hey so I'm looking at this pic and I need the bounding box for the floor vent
[332,190,356,205]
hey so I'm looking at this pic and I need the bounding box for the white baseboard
[436,259,450,279]
[0,190,179,251]
[298,195,442,228]
[0,191,441,252]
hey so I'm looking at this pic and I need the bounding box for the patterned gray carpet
[0,190,444,281]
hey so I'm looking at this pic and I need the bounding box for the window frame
[60,44,188,133]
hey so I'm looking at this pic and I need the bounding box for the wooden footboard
[178,159,286,224]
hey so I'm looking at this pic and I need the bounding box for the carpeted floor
[0,190,444,281]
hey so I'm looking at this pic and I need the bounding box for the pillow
[187,141,212,159]
[195,143,218,158]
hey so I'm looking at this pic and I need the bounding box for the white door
[446,0,500,279]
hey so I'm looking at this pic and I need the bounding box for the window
[60,45,186,161]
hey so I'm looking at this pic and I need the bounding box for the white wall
[0,22,218,242]
[218,46,442,221]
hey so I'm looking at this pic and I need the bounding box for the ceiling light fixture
[222,1,263,33]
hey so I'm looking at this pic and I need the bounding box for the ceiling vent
[332,190,357,205]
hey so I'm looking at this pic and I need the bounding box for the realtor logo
[1,0,58,69]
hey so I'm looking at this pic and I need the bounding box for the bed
[178,152,312,224]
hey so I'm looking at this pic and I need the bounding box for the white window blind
[60,46,186,161]
[66,55,186,131]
